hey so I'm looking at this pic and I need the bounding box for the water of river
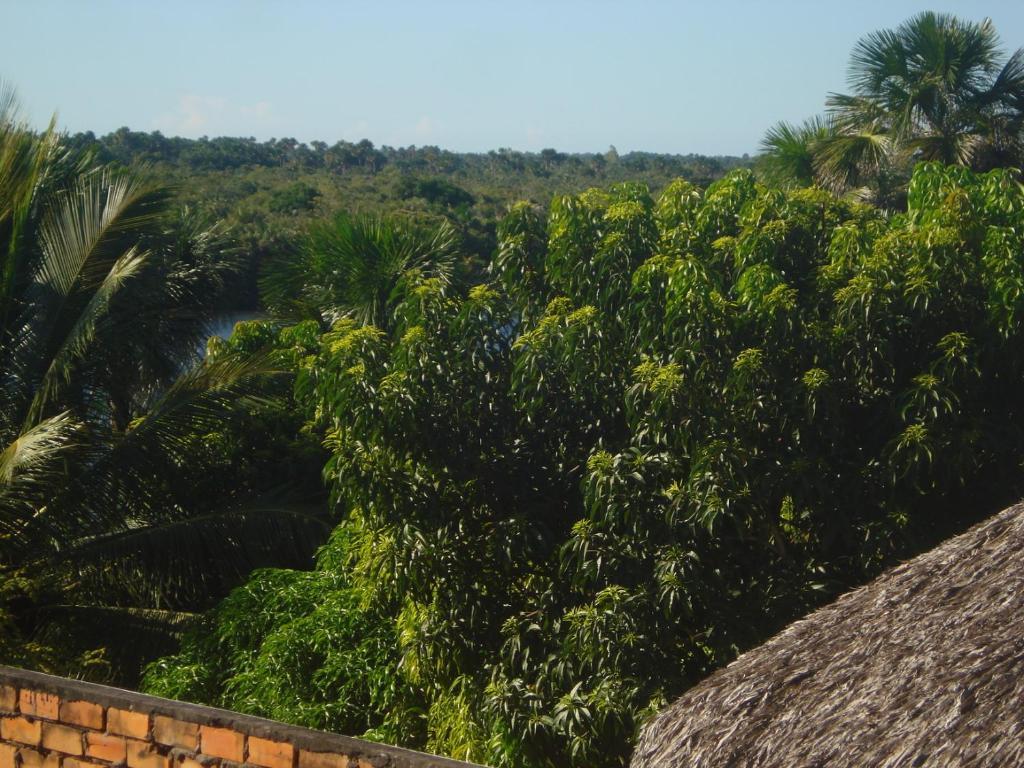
[199,311,264,356]
[209,311,263,340]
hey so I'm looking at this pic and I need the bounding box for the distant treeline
[65,129,751,311]
[68,128,750,181]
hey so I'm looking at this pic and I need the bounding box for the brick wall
[0,667,481,768]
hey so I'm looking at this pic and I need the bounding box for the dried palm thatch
[632,502,1024,768]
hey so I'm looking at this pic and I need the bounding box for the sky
[3,0,1024,156]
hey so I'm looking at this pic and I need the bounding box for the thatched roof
[632,502,1024,768]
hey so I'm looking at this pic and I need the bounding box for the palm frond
[848,28,907,100]
[0,86,61,332]
[26,246,148,424]
[41,604,200,633]
[0,411,80,545]
[34,168,166,300]
[905,129,981,167]
[51,499,330,610]
[813,130,893,194]
[295,212,460,331]
[13,168,168,423]
[84,208,244,426]
[125,350,283,447]
[8,350,283,566]
[757,117,833,188]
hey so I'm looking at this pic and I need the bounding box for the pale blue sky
[3,1,1024,155]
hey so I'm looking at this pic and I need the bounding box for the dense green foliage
[64,130,750,305]
[146,162,1024,766]
[760,12,1024,201]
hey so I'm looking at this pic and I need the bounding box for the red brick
[1,716,41,745]
[86,731,128,763]
[249,737,294,768]
[18,691,59,720]
[298,750,349,768]
[42,722,84,755]
[198,725,244,762]
[0,743,17,768]
[60,700,104,730]
[15,749,60,768]
[126,739,169,768]
[64,759,113,768]
[0,685,16,713]
[175,758,205,768]
[151,717,198,750]
[107,708,150,740]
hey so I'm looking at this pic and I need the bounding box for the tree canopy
[146,162,1024,766]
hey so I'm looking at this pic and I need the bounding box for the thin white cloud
[153,93,273,137]
[525,124,545,148]
[240,100,272,119]
[346,119,371,139]
[414,116,437,138]
[178,94,214,132]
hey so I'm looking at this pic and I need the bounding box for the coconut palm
[0,86,326,678]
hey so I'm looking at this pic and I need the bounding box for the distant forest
[67,129,752,306]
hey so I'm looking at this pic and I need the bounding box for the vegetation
[146,162,1024,766]
[63,130,750,304]
[760,12,1024,202]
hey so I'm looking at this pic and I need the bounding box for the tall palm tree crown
[830,11,1024,167]
[759,12,1024,199]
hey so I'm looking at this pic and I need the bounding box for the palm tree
[0,86,327,678]
[759,13,1024,199]
[832,13,1024,166]
[261,211,459,332]
[757,117,834,188]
